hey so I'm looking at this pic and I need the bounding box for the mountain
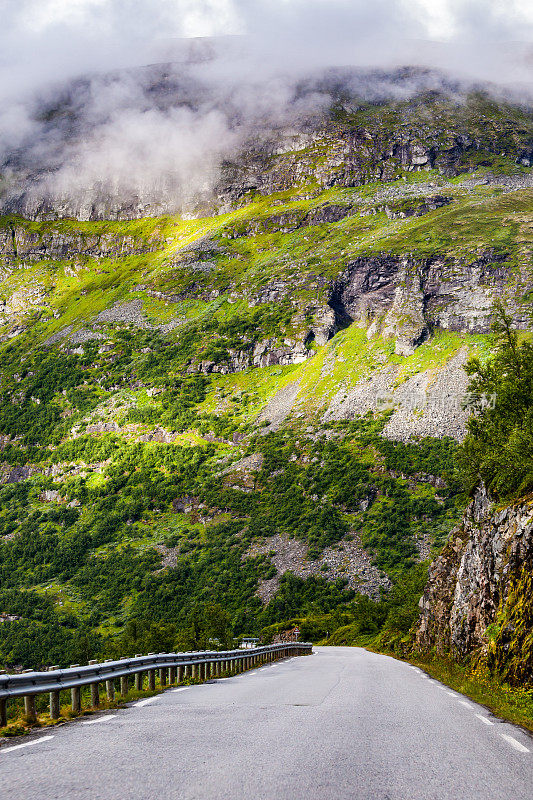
[0,66,532,667]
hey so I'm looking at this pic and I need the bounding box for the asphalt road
[1,646,532,800]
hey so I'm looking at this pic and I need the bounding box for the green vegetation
[461,304,533,499]
[1,90,532,690]
[0,373,464,668]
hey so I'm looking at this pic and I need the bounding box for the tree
[461,302,533,498]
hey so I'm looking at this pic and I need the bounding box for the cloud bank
[1,0,532,219]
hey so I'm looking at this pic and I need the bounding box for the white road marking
[500,734,530,753]
[134,696,158,707]
[476,714,494,726]
[1,735,54,753]
[447,691,457,697]
[458,700,473,709]
[171,687,188,693]
[82,715,116,725]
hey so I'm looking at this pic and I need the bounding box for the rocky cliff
[416,486,533,685]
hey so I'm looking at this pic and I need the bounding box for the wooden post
[159,667,167,687]
[69,665,81,713]
[91,682,100,707]
[106,679,115,702]
[21,670,36,722]
[71,686,81,714]
[0,669,6,726]
[120,675,129,696]
[50,689,60,719]
[87,660,100,708]
[169,666,176,685]
[177,665,184,684]
[135,671,143,691]
[48,665,60,720]
[24,694,36,722]
[148,669,156,691]
[103,660,115,703]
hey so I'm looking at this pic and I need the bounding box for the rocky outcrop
[416,486,533,684]
[189,337,311,375]
[223,120,533,203]
[328,250,528,353]
[0,224,159,265]
[222,203,355,238]
[326,347,471,441]
[0,464,40,484]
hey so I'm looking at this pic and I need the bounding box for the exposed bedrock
[0,225,159,265]
[328,250,528,356]
[416,486,533,686]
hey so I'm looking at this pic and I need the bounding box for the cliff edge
[416,485,533,685]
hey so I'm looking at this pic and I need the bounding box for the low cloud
[1,0,532,219]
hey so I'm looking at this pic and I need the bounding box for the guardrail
[0,642,312,726]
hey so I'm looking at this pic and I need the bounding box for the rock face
[416,485,533,684]
[222,119,533,206]
[328,250,527,353]
[0,225,158,264]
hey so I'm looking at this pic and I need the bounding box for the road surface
[1,646,532,799]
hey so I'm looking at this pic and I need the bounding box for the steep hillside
[0,84,532,666]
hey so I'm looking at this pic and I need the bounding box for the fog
[1,0,532,218]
